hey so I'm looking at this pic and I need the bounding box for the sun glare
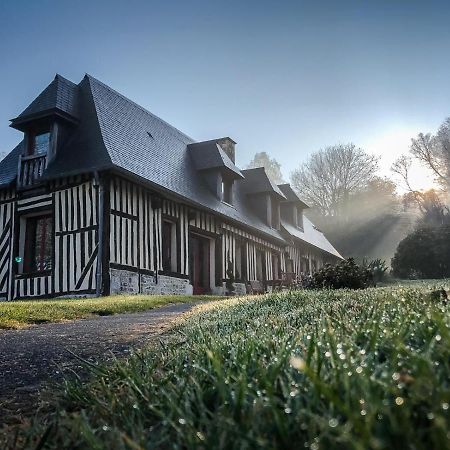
[363,127,438,192]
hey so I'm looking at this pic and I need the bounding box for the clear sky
[1,0,449,190]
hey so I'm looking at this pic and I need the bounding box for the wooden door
[189,234,210,294]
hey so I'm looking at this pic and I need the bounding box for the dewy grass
[7,281,450,449]
[0,295,218,329]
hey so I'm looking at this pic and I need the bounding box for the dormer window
[271,198,280,230]
[221,179,233,205]
[29,131,50,155]
[297,209,304,230]
[291,205,304,230]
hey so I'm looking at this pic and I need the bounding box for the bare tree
[290,143,379,217]
[392,154,449,221]
[247,151,285,184]
[391,155,415,192]
[392,118,450,213]
[410,118,450,189]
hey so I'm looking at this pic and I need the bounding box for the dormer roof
[240,167,286,200]
[278,183,309,208]
[10,74,79,130]
[188,140,243,179]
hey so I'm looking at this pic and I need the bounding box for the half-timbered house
[0,74,342,300]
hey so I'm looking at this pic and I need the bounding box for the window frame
[221,178,233,205]
[27,130,51,156]
[161,218,178,273]
[271,251,281,281]
[20,212,54,275]
[271,198,280,230]
[234,240,247,282]
[297,208,304,230]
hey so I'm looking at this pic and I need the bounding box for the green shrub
[392,226,450,279]
[311,258,373,289]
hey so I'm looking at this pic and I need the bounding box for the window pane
[222,180,232,204]
[35,217,53,271]
[271,201,279,229]
[297,210,303,229]
[24,215,53,273]
[33,132,50,155]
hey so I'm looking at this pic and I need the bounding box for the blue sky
[1,0,450,189]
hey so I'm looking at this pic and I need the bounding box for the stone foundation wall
[157,274,193,295]
[109,269,249,297]
[110,269,139,294]
[141,273,158,295]
[110,268,192,295]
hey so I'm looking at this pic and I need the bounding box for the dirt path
[0,302,197,424]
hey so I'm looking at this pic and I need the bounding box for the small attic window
[221,179,233,205]
[297,208,304,230]
[271,198,280,230]
[29,131,50,156]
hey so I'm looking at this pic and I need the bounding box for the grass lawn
[6,280,450,449]
[0,294,219,329]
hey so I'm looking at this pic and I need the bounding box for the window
[256,250,265,281]
[162,220,177,272]
[28,131,50,156]
[271,199,280,230]
[235,241,247,281]
[297,209,304,230]
[23,214,53,273]
[221,180,233,205]
[286,258,294,274]
[272,252,281,280]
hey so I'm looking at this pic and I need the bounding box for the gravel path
[0,302,197,424]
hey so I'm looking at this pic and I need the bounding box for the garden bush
[311,258,373,289]
[391,225,450,279]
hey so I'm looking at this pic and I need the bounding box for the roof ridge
[82,76,113,166]
[54,73,79,88]
[84,74,195,144]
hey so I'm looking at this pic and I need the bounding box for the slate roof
[188,140,243,178]
[10,75,79,128]
[282,219,343,259]
[240,168,286,199]
[278,183,309,209]
[0,142,23,186]
[0,74,342,257]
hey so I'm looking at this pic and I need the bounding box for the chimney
[217,137,236,163]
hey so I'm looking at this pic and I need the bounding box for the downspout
[93,171,105,297]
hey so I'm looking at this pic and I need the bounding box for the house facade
[0,74,342,300]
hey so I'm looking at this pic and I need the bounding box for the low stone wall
[110,268,193,295]
[110,268,139,294]
[141,273,158,294]
[109,269,249,297]
[157,274,193,295]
